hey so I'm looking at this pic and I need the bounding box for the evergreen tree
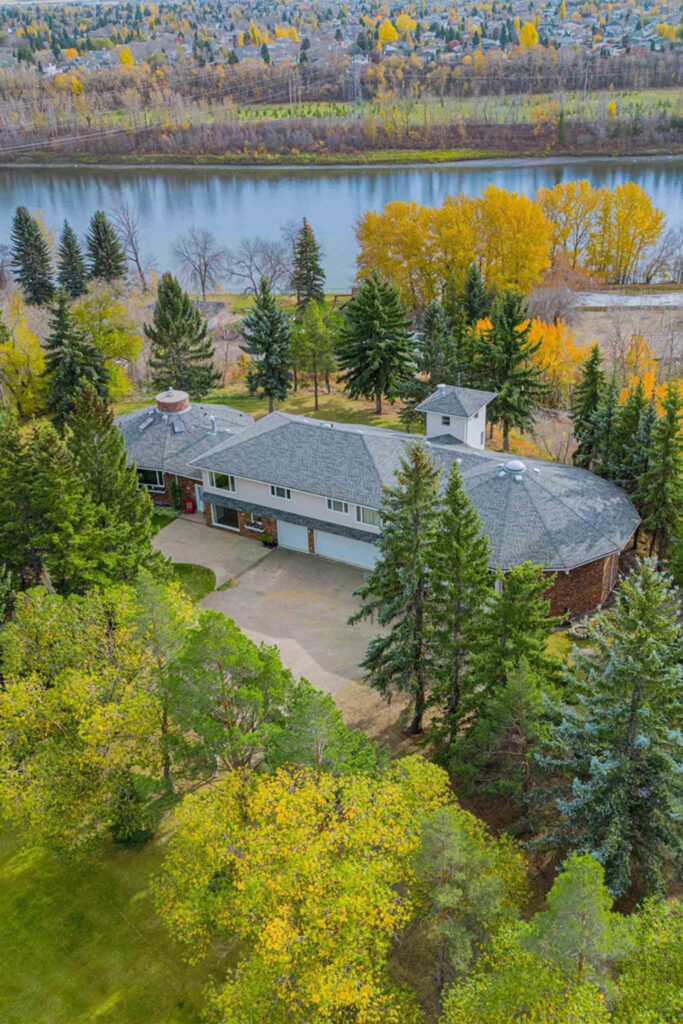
[428,462,492,744]
[462,262,489,325]
[337,270,413,414]
[350,444,440,734]
[66,385,162,581]
[590,374,620,479]
[611,378,651,492]
[57,220,87,298]
[239,276,292,413]
[43,289,109,431]
[10,205,54,305]
[146,272,220,399]
[289,301,334,411]
[475,290,547,451]
[291,217,325,315]
[571,345,606,469]
[540,560,682,898]
[85,210,127,282]
[634,381,682,559]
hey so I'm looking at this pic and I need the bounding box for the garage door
[314,531,379,569]
[277,520,309,552]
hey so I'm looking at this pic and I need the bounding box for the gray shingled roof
[415,385,498,417]
[116,402,253,482]
[192,413,640,573]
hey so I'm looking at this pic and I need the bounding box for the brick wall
[151,473,198,509]
[203,500,278,543]
[545,554,617,619]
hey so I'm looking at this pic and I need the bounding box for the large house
[117,385,640,618]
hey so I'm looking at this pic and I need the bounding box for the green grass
[0,828,216,1024]
[204,388,411,432]
[151,510,178,535]
[170,563,216,603]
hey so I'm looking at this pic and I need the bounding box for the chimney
[156,387,190,413]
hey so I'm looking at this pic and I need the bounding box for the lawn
[204,387,410,432]
[170,562,217,602]
[0,828,216,1024]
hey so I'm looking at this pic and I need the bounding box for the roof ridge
[526,472,626,551]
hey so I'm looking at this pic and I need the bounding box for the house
[117,386,640,617]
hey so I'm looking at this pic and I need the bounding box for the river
[1,155,681,291]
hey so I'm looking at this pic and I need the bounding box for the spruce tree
[66,385,162,581]
[475,290,547,451]
[462,262,489,325]
[43,288,109,431]
[291,217,326,315]
[571,345,606,469]
[239,276,292,413]
[428,462,492,745]
[634,381,682,559]
[57,220,87,298]
[611,378,651,492]
[540,560,682,898]
[337,270,413,414]
[591,375,621,480]
[10,205,54,305]
[146,273,220,399]
[350,444,440,734]
[86,210,127,282]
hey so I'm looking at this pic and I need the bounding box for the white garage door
[277,520,309,552]
[314,531,379,569]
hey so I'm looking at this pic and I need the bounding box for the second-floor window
[209,471,235,492]
[270,484,291,500]
[327,498,349,514]
[356,505,381,528]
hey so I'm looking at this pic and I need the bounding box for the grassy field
[0,828,215,1024]
[171,562,217,602]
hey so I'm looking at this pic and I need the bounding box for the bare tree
[173,227,225,301]
[0,244,11,294]
[112,200,154,292]
[640,228,683,285]
[223,237,292,295]
[528,285,578,326]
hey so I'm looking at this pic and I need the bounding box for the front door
[194,484,204,513]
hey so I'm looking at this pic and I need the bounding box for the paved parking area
[153,514,269,586]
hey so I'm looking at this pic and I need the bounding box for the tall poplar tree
[350,444,440,734]
[634,381,682,558]
[239,276,292,413]
[43,288,109,431]
[146,273,220,398]
[571,345,606,469]
[86,210,127,282]
[337,270,413,414]
[291,217,325,315]
[57,220,87,298]
[10,205,54,305]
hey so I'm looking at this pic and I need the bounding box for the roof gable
[416,385,498,417]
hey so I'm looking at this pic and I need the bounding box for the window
[270,485,291,500]
[480,431,484,446]
[327,498,349,514]
[247,513,264,532]
[356,505,381,528]
[209,471,235,492]
[137,468,165,493]
[441,415,451,426]
[211,504,240,531]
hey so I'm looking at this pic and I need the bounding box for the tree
[351,444,440,734]
[571,344,606,469]
[289,300,334,410]
[590,373,620,479]
[145,272,220,399]
[173,227,225,301]
[290,217,325,315]
[73,281,143,398]
[10,205,54,305]
[413,805,527,1011]
[224,237,291,295]
[475,186,551,294]
[634,381,682,558]
[585,184,664,285]
[0,294,46,417]
[154,758,450,1024]
[43,288,108,431]
[85,210,127,282]
[476,290,547,451]
[239,276,291,412]
[613,899,683,1024]
[462,263,489,325]
[428,463,492,744]
[337,270,413,414]
[540,560,682,898]
[378,18,399,44]
[112,199,152,291]
[57,220,87,298]
[611,377,652,492]
[519,21,539,47]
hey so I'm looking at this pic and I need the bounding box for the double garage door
[276,520,379,570]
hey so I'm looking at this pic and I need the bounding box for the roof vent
[503,460,525,475]
[156,388,190,413]
[209,415,217,435]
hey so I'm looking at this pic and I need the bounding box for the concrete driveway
[155,518,377,693]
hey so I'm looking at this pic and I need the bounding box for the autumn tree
[586,183,664,284]
[290,217,325,315]
[73,281,143,398]
[0,294,46,416]
[239,275,292,412]
[57,220,87,298]
[146,272,220,398]
[337,270,413,414]
[10,205,54,306]
[86,210,127,282]
[351,444,440,734]
[43,288,109,431]
[475,186,551,294]
[537,180,600,269]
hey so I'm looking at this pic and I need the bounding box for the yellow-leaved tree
[0,293,47,417]
[475,185,551,294]
[119,46,134,66]
[73,282,142,398]
[585,182,664,284]
[378,18,399,44]
[537,179,601,269]
[519,22,539,47]
[528,317,589,406]
[395,12,418,36]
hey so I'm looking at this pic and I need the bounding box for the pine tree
[350,444,441,734]
[10,205,54,306]
[462,262,489,325]
[289,301,334,411]
[66,385,162,581]
[85,210,127,282]
[239,276,292,413]
[291,217,325,315]
[475,290,547,451]
[611,378,650,492]
[428,462,492,745]
[590,374,620,480]
[540,560,682,898]
[43,289,109,431]
[571,345,606,469]
[634,381,682,559]
[57,220,87,298]
[146,272,220,399]
[337,270,413,414]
